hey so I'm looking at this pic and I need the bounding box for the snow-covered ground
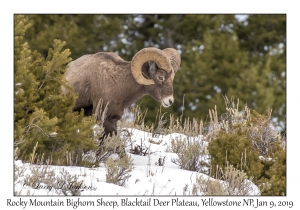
[14,128,260,196]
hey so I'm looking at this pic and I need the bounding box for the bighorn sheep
[63,47,181,135]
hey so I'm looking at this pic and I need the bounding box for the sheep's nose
[162,96,174,107]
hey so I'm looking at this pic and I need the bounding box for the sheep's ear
[148,61,158,78]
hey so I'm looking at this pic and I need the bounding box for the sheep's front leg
[103,114,121,136]
[97,114,125,158]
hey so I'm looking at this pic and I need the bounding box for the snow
[14,128,260,196]
[49,132,58,137]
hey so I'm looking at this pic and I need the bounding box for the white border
[2,0,299,209]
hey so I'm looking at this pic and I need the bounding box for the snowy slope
[14,128,260,196]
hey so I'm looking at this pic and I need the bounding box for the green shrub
[208,129,263,182]
[257,142,286,196]
[206,97,286,195]
[14,15,97,165]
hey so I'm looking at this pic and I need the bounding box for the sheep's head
[131,48,181,107]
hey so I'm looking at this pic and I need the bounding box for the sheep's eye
[158,76,165,82]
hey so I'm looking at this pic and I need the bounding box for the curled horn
[162,48,181,73]
[131,48,173,85]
